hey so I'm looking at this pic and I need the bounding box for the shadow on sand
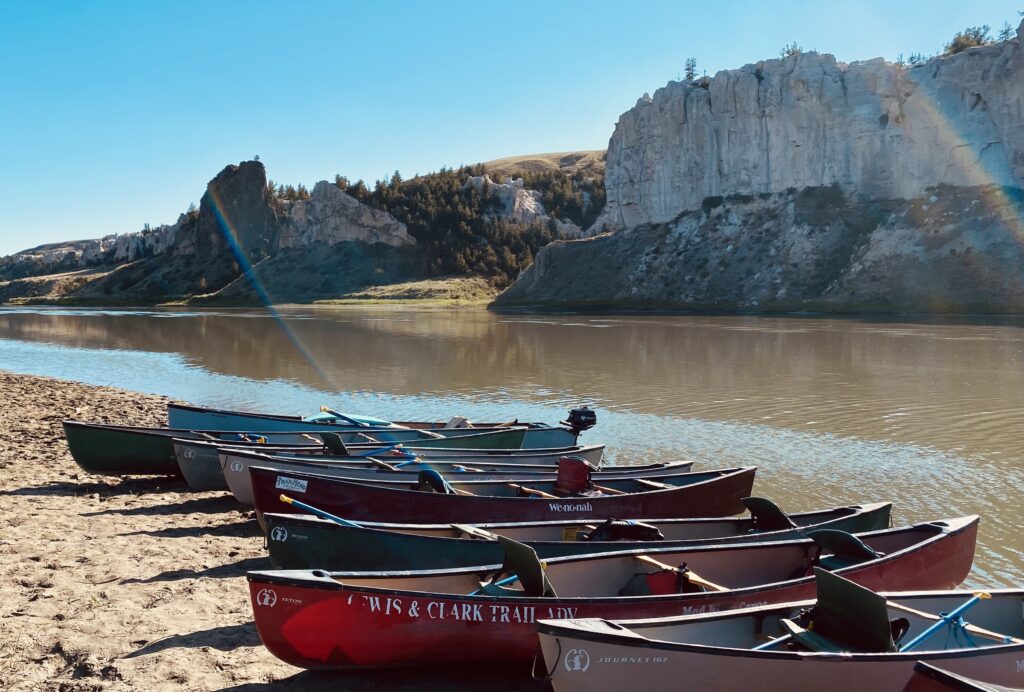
[123,622,262,658]
[117,516,261,540]
[0,476,188,499]
[120,556,269,584]
[215,665,551,691]
[80,494,242,517]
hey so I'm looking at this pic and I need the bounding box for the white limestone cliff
[598,23,1024,231]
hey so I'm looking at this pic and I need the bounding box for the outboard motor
[562,406,597,438]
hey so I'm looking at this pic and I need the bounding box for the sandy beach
[0,371,544,691]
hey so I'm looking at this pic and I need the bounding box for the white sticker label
[275,477,308,493]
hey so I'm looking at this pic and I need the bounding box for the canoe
[537,569,1020,692]
[246,515,979,669]
[63,419,526,477]
[62,420,323,476]
[263,499,893,570]
[903,662,1023,691]
[248,465,759,524]
[218,448,678,504]
[168,403,580,448]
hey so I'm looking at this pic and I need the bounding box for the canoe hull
[221,446,610,505]
[263,502,893,570]
[248,465,758,524]
[538,622,1024,692]
[63,420,180,476]
[246,518,978,669]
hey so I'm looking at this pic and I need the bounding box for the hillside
[497,21,1024,313]
[0,154,604,305]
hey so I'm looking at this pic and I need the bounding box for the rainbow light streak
[205,186,339,392]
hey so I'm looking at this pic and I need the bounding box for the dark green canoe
[263,500,893,571]
[63,420,183,476]
[63,420,527,476]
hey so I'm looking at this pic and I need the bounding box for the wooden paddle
[635,479,673,490]
[507,483,558,499]
[888,596,1022,646]
[367,457,400,471]
[635,554,727,592]
[591,483,626,495]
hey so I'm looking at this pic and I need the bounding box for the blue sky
[0,0,1018,255]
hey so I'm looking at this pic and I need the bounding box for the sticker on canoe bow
[256,588,277,608]
[229,460,243,472]
[183,447,196,459]
[269,526,288,542]
[547,502,593,512]
[275,476,308,493]
[564,649,590,673]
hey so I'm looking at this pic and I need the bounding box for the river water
[1,306,1021,587]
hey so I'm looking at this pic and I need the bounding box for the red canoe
[248,464,757,525]
[246,515,978,670]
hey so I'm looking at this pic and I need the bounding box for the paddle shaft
[279,494,362,528]
[635,554,727,592]
[897,594,1005,651]
[320,406,371,428]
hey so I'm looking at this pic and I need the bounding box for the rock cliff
[598,26,1024,230]
[496,184,1024,312]
[463,175,584,236]
[498,22,1024,313]
[279,181,413,248]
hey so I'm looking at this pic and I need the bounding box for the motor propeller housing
[562,406,597,436]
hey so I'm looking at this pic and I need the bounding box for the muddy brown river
[1,306,1021,586]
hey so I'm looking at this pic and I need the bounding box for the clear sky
[0,0,1018,256]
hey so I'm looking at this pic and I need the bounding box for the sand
[0,372,545,691]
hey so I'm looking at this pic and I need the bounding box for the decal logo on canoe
[548,502,593,512]
[269,526,289,542]
[183,447,196,459]
[275,477,308,493]
[229,460,243,472]
[256,588,277,608]
[564,649,590,673]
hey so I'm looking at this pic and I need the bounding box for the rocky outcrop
[496,184,1024,312]
[463,175,584,236]
[599,25,1024,231]
[0,223,180,281]
[498,24,1024,313]
[279,181,413,248]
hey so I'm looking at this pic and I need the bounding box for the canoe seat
[479,536,557,598]
[742,497,797,532]
[319,433,350,455]
[416,469,455,494]
[808,529,883,570]
[783,568,897,653]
